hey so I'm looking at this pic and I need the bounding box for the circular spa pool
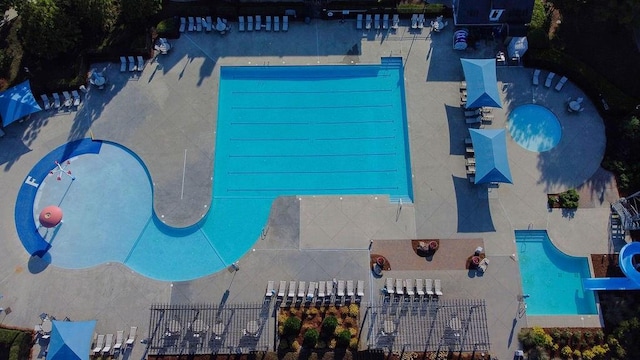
[507,104,562,152]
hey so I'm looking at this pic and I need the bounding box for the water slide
[583,242,640,290]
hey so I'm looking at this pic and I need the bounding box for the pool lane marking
[181,149,187,200]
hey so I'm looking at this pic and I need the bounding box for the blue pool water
[19,59,413,281]
[507,104,562,152]
[515,230,597,315]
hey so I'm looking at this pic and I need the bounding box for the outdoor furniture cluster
[356,14,399,31]
[34,313,55,340]
[384,278,443,299]
[465,137,476,182]
[416,240,438,256]
[430,15,448,32]
[92,326,136,356]
[120,56,145,73]
[567,96,585,113]
[271,279,365,305]
[534,69,569,91]
[40,90,82,111]
[410,14,425,30]
[469,247,490,273]
[88,68,107,89]
[154,37,171,54]
[238,15,288,32]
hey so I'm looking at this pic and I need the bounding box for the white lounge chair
[255,15,261,31]
[555,76,568,91]
[477,258,490,273]
[205,16,213,32]
[188,17,194,32]
[113,330,124,352]
[71,90,81,106]
[288,281,296,299]
[464,109,481,117]
[179,17,186,32]
[282,16,289,31]
[93,334,105,354]
[386,277,395,294]
[395,278,404,295]
[532,69,540,86]
[382,14,389,30]
[365,14,372,30]
[357,280,364,298]
[307,281,317,301]
[326,280,334,298]
[265,16,272,31]
[40,94,51,110]
[297,281,306,300]
[278,280,287,298]
[356,14,363,30]
[545,72,556,88]
[126,326,137,347]
[346,280,355,297]
[411,14,418,29]
[425,279,434,296]
[317,281,326,298]
[405,279,415,296]
[102,333,113,354]
[239,16,245,32]
[247,16,253,31]
[265,280,275,297]
[120,56,127,72]
[52,93,61,109]
[128,56,136,72]
[374,14,380,30]
[196,17,202,31]
[434,279,443,296]
[416,279,425,296]
[417,14,425,29]
[337,280,345,297]
[392,14,399,29]
[137,56,145,72]
[274,16,280,31]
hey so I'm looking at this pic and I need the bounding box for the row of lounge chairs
[179,16,214,32]
[465,137,475,183]
[40,91,82,111]
[410,14,426,30]
[238,16,289,32]
[385,278,443,297]
[120,56,145,73]
[356,14,399,31]
[533,69,569,91]
[266,280,364,303]
[92,326,136,355]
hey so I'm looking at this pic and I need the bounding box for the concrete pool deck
[0,18,619,359]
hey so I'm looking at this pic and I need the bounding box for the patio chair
[196,17,202,31]
[477,258,490,273]
[357,280,365,298]
[466,157,476,166]
[62,91,72,107]
[205,16,213,32]
[71,90,81,106]
[335,280,344,297]
[238,16,245,32]
[532,69,541,86]
[425,279,434,296]
[386,277,395,294]
[374,14,380,30]
[365,14,372,30]
[395,278,404,295]
[555,76,568,91]
[460,81,467,91]
[464,109,481,117]
[282,16,288,31]
[102,333,113,355]
[120,56,127,72]
[545,72,556,88]
[434,279,443,296]
[137,56,145,72]
[346,280,355,297]
[265,280,275,297]
[265,16,272,31]
[179,17,186,32]
[411,14,418,29]
[128,56,136,72]
[288,281,296,300]
[466,165,476,175]
[392,14,399,29]
[93,334,105,354]
[52,93,61,109]
[40,94,51,110]
[274,16,280,32]
[255,15,261,31]
[356,14,363,30]
[125,326,137,347]
[297,281,306,300]
[307,281,317,301]
[416,279,425,296]
[188,17,194,32]
[277,280,287,298]
[247,16,253,31]
[317,281,326,298]
[383,14,389,29]
[113,330,124,352]
[405,279,415,296]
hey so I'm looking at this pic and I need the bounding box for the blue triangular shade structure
[0,80,42,126]
[460,59,502,109]
[469,128,513,184]
[47,320,97,360]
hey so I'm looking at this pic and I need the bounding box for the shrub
[561,345,573,358]
[283,317,301,336]
[582,349,595,360]
[573,349,581,358]
[559,189,580,209]
[291,340,300,352]
[520,327,553,348]
[571,330,582,343]
[349,337,358,349]
[336,330,351,347]
[591,344,609,357]
[348,304,359,317]
[594,330,605,343]
[303,329,319,348]
[322,316,338,334]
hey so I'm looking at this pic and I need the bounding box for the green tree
[120,0,161,24]
[69,0,119,41]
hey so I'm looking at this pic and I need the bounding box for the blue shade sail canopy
[47,320,97,360]
[460,59,502,109]
[0,80,42,126]
[469,128,513,184]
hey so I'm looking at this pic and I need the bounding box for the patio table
[41,319,52,333]
[569,101,581,111]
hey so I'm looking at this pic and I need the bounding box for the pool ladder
[260,225,269,240]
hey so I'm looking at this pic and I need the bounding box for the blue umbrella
[469,129,513,184]
[460,59,502,109]
[47,320,96,360]
[0,80,42,126]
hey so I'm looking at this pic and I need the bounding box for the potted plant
[428,241,439,254]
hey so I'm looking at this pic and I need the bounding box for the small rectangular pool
[516,230,597,315]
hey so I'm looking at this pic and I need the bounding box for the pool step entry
[514,229,547,242]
